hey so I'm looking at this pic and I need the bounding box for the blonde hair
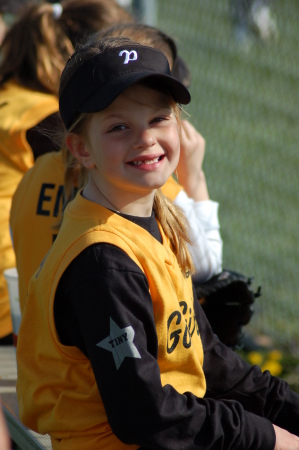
[0,0,133,95]
[60,35,194,274]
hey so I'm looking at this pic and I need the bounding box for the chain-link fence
[133,0,299,348]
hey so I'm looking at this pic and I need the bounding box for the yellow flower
[267,350,283,361]
[261,360,283,376]
[247,351,264,366]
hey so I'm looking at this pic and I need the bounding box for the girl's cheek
[172,129,181,154]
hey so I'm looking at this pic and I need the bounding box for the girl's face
[82,83,180,201]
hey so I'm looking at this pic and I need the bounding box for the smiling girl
[71,81,181,216]
[16,36,299,450]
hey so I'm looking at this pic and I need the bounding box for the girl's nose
[133,128,156,149]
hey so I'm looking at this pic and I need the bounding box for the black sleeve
[193,288,299,437]
[55,244,280,450]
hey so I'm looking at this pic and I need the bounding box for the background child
[0,0,132,344]
[17,35,299,450]
[10,23,222,316]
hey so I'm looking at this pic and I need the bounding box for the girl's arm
[55,243,276,450]
[194,288,299,437]
[174,190,222,280]
[176,120,208,202]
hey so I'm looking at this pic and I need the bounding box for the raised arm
[176,120,209,201]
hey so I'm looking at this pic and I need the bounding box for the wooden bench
[0,346,52,450]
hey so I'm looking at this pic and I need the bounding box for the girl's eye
[151,116,168,124]
[108,124,127,133]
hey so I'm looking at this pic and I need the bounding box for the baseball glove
[193,269,261,349]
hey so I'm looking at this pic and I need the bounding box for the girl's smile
[127,153,165,170]
[72,83,181,215]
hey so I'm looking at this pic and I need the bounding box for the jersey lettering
[36,183,64,217]
[167,311,182,353]
[167,300,200,354]
[53,185,64,217]
[108,333,128,349]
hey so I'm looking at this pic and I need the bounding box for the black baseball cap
[59,44,191,130]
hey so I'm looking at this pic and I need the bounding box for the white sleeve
[173,190,223,281]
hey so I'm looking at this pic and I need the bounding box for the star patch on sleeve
[96,317,141,370]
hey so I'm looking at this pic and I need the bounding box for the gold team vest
[10,151,64,315]
[0,82,58,338]
[10,150,183,314]
[17,192,206,450]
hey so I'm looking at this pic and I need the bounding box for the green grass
[157,0,299,344]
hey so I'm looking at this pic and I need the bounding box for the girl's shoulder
[62,242,146,290]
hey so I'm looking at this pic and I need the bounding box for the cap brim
[78,72,191,114]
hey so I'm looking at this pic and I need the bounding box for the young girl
[16,35,299,450]
[10,23,222,316]
[0,0,132,344]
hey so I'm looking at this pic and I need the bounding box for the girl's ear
[66,134,95,169]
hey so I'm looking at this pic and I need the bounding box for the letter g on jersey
[119,49,138,64]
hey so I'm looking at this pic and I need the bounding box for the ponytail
[51,148,87,231]
[153,189,194,275]
[62,148,88,210]
[0,3,73,94]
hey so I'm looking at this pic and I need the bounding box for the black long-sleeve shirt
[54,212,299,449]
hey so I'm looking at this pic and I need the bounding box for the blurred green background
[154,0,299,348]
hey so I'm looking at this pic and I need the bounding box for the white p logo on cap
[119,50,138,64]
